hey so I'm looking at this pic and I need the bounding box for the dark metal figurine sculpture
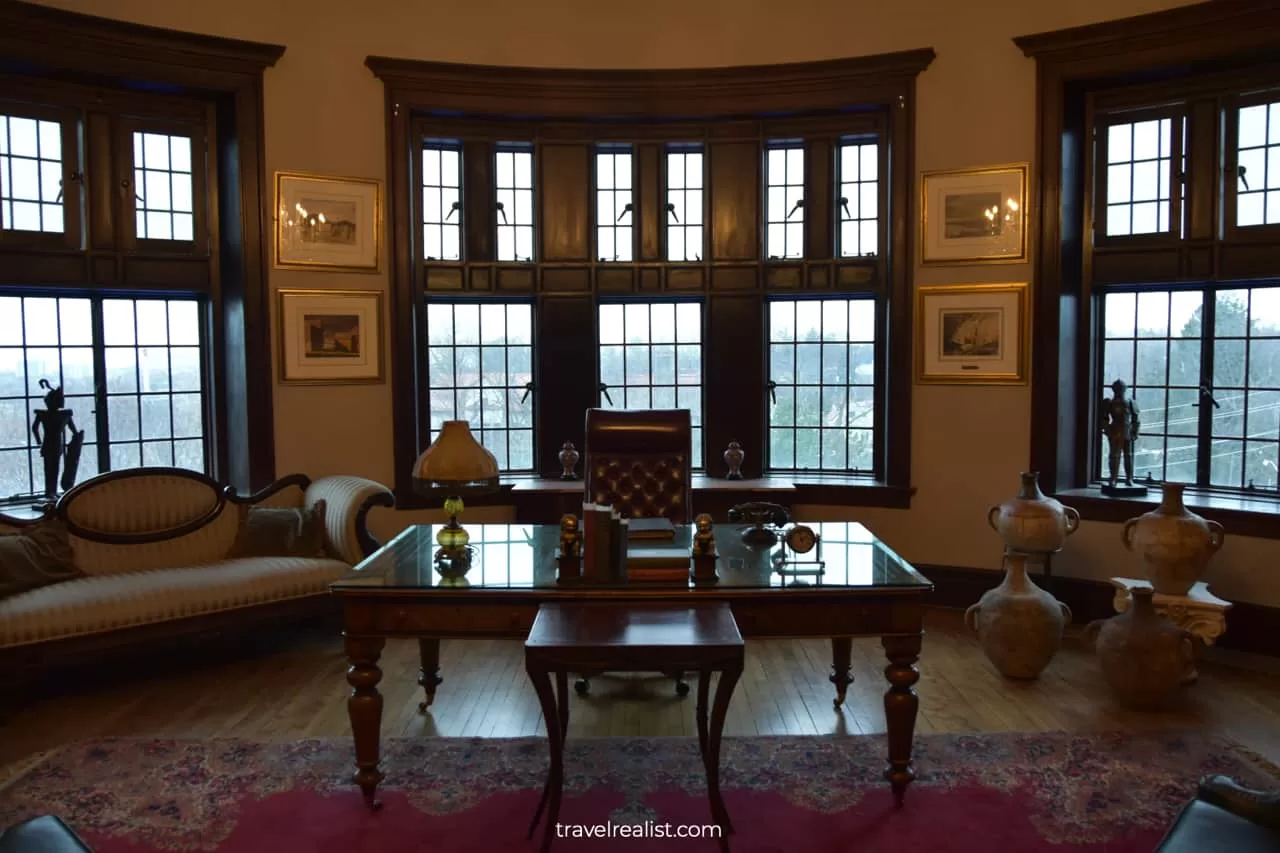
[30,378,85,498]
[1100,378,1147,496]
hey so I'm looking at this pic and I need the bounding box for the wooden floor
[4,609,1280,777]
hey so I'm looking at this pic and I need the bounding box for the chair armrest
[1198,775,1280,833]
[304,475,394,563]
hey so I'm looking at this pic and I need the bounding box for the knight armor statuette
[1100,378,1147,497]
[30,378,85,500]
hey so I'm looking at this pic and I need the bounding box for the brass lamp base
[433,496,473,585]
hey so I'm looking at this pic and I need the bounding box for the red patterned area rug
[0,731,1275,852]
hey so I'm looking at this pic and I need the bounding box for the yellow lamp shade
[412,420,499,493]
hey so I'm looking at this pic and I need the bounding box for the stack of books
[626,543,690,584]
[580,506,688,584]
[626,516,676,541]
[581,502,629,583]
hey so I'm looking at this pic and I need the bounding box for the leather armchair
[1157,775,1280,852]
[0,816,94,852]
[584,408,692,524]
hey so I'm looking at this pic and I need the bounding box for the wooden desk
[524,603,744,853]
[332,521,933,810]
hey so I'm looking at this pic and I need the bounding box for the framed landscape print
[916,282,1028,384]
[274,171,382,272]
[277,289,384,384]
[920,164,1027,264]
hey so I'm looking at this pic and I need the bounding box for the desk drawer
[731,600,911,638]
[373,602,538,638]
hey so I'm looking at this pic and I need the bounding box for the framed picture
[277,289,384,384]
[274,171,382,272]
[920,164,1027,264]
[916,282,1028,385]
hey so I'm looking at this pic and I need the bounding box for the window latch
[444,201,460,221]
[1192,384,1221,409]
[839,196,851,219]
[616,202,633,224]
[598,382,615,406]
[767,379,778,405]
[786,199,804,220]
[55,172,83,204]
[666,202,679,223]
[1238,164,1250,191]
[519,380,535,404]
[495,200,507,224]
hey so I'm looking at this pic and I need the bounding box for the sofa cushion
[0,556,348,648]
[230,500,328,559]
[0,520,82,600]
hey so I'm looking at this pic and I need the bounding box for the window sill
[393,473,915,516]
[1055,485,1280,540]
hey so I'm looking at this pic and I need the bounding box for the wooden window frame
[661,142,706,264]
[0,1,284,492]
[1017,0,1280,539]
[1224,88,1280,244]
[0,100,82,251]
[1091,105,1185,248]
[117,115,211,255]
[368,50,934,511]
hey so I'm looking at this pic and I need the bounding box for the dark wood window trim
[367,50,934,512]
[0,0,284,491]
[1017,0,1280,540]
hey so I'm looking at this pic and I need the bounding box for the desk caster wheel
[675,679,690,697]
[574,677,590,696]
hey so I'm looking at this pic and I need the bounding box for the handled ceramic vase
[1121,483,1225,596]
[1087,587,1194,710]
[964,552,1072,679]
[987,471,1081,554]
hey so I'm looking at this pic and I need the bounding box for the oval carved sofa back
[57,468,242,577]
[61,468,223,538]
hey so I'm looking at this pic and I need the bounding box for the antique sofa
[0,467,393,685]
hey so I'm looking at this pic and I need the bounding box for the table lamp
[411,420,500,584]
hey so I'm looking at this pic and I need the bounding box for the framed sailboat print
[916,282,1028,384]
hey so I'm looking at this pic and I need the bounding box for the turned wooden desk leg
[527,662,565,853]
[830,636,854,709]
[707,662,741,843]
[695,669,711,771]
[881,633,922,807]
[345,635,386,811]
[417,638,443,711]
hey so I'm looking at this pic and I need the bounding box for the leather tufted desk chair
[584,408,692,524]
[578,407,693,698]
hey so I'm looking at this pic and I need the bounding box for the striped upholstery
[62,474,221,536]
[0,470,392,651]
[70,508,241,577]
[0,557,348,647]
[304,475,389,564]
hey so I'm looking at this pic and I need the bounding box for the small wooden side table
[524,602,745,853]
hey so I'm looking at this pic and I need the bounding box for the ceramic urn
[1088,587,1194,710]
[964,552,1072,679]
[987,471,1081,554]
[1122,483,1225,596]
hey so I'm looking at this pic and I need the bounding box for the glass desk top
[333,522,932,592]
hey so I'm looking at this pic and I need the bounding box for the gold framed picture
[277,288,384,384]
[916,282,1028,385]
[274,171,382,272]
[920,164,1028,265]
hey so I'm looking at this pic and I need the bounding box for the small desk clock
[772,523,825,579]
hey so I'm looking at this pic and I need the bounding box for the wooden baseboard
[917,563,1279,659]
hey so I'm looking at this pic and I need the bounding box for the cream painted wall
[32,0,1280,608]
